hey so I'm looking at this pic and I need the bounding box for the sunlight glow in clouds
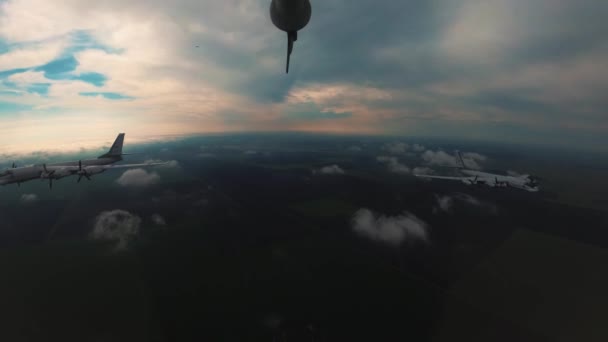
[1,0,607,154]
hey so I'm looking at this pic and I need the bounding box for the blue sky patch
[1,30,115,97]
[26,83,51,96]
[1,80,17,88]
[32,56,107,86]
[79,92,134,100]
[0,101,31,114]
[73,72,107,87]
[0,39,10,54]
[68,30,123,55]
[0,68,29,79]
[36,56,79,77]
[0,90,22,96]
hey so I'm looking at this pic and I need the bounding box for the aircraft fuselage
[0,166,43,185]
[461,170,539,192]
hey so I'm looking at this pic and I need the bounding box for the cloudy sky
[1,0,607,154]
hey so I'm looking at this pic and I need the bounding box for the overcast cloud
[1,0,607,153]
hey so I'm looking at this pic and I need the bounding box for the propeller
[77,160,91,183]
[41,164,56,189]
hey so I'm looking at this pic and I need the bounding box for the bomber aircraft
[415,151,540,192]
[0,133,166,189]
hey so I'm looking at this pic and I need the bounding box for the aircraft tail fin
[455,150,466,169]
[98,133,125,159]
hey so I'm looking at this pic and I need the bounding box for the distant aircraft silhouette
[0,133,166,189]
[415,151,540,192]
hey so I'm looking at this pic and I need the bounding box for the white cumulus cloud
[116,168,160,187]
[412,166,435,175]
[90,210,141,250]
[434,195,454,213]
[314,164,345,175]
[377,156,410,174]
[454,193,484,207]
[352,208,429,246]
[412,144,426,152]
[433,193,498,215]
[20,193,38,203]
[151,213,166,226]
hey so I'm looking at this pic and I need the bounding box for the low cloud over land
[20,193,38,203]
[116,169,160,187]
[433,193,498,215]
[90,210,141,250]
[412,166,435,175]
[151,214,166,226]
[314,164,345,175]
[377,156,410,174]
[352,208,429,246]
[383,142,408,155]
[412,144,426,152]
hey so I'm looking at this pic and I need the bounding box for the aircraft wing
[97,162,168,169]
[44,162,167,171]
[414,174,469,181]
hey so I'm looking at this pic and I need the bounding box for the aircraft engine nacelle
[52,168,72,179]
[40,165,71,180]
[270,0,311,33]
[84,166,105,176]
[76,164,105,183]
